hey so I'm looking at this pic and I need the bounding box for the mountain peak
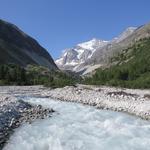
[55,38,109,70]
[113,26,137,43]
[77,38,108,50]
[126,27,137,31]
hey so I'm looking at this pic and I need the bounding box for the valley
[0,18,150,150]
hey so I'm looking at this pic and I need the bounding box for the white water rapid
[3,97,150,150]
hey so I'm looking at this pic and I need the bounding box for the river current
[3,97,150,150]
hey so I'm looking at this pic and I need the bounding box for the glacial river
[3,97,150,150]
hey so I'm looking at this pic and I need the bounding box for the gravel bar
[0,93,54,150]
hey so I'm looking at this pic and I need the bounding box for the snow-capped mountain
[55,38,108,71]
[55,26,141,74]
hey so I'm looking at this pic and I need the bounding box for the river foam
[3,97,150,150]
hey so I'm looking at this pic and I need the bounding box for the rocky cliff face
[0,19,58,70]
[56,23,150,75]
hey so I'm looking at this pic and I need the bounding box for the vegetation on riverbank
[83,38,150,89]
[0,64,78,88]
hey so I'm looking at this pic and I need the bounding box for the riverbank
[41,84,150,120]
[1,85,150,120]
[0,92,54,149]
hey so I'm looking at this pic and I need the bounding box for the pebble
[44,84,150,121]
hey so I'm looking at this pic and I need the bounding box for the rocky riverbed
[0,85,150,149]
[0,92,54,149]
[40,84,150,120]
[1,85,150,120]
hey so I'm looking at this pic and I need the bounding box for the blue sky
[0,0,150,59]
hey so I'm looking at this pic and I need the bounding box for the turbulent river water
[3,97,150,150]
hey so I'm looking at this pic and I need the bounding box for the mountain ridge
[55,26,138,74]
[0,19,58,70]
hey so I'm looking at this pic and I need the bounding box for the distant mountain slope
[89,24,150,65]
[56,23,150,75]
[83,37,150,89]
[0,19,58,70]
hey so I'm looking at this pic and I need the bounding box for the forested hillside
[0,64,77,88]
[83,38,150,88]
